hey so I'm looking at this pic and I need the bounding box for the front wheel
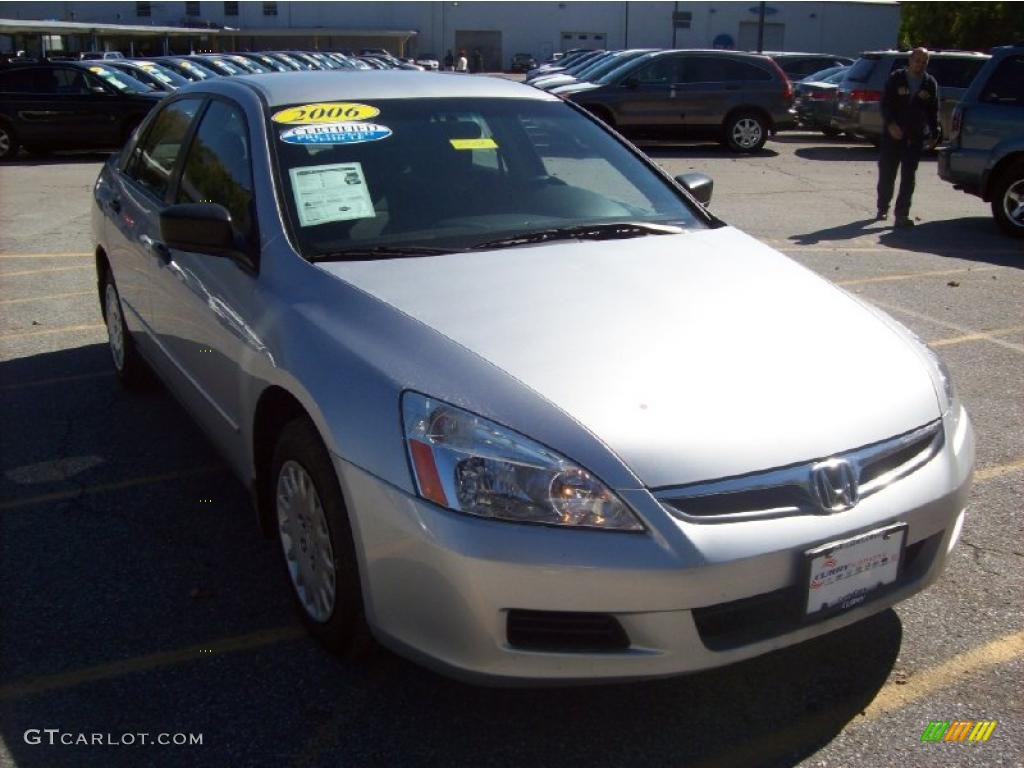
[821,126,841,138]
[991,162,1024,239]
[723,112,768,153]
[272,417,365,654]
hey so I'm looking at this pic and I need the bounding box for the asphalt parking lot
[1,131,1022,768]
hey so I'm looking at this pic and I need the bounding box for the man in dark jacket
[876,47,940,227]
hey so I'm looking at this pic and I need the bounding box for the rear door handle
[139,234,171,262]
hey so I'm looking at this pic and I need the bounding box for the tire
[271,416,365,654]
[990,161,1024,239]
[723,111,768,153]
[101,269,152,389]
[0,122,19,161]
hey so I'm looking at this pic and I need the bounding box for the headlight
[922,345,958,414]
[402,392,643,531]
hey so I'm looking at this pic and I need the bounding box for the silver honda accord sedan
[91,71,974,684]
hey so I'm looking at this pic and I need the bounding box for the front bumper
[335,407,974,685]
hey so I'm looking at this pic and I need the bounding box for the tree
[900,2,1024,51]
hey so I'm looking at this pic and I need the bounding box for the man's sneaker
[895,217,915,228]
[875,208,888,220]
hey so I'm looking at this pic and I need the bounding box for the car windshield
[580,50,650,81]
[84,64,152,93]
[803,65,844,82]
[595,53,655,84]
[204,58,244,75]
[844,57,877,83]
[132,61,187,86]
[271,97,707,258]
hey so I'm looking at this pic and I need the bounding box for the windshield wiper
[309,245,462,262]
[470,222,684,251]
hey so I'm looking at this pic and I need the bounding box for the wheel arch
[982,151,1024,202]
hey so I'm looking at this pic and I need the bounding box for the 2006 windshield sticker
[272,102,380,124]
[279,122,392,145]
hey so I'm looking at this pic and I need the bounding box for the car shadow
[794,145,881,162]
[5,150,114,166]
[0,343,903,767]
[642,142,780,159]
[790,216,1023,268]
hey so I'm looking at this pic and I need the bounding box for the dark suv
[938,45,1024,238]
[0,62,162,160]
[562,49,796,152]
[833,50,989,144]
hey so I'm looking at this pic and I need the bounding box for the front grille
[506,610,630,652]
[657,420,943,523]
[692,532,941,651]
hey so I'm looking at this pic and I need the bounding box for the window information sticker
[288,162,374,228]
[272,102,379,124]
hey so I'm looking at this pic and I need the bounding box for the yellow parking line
[0,370,114,390]
[0,626,305,702]
[870,300,1024,355]
[3,265,92,277]
[0,466,225,511]
[0,290,94,305]
[837,266,998,286]
[860,628,1024,720]
[692,628,1024,768]
[929,324,1024,348]
[0,323,103,340]
[975,457,1024,483]
[0,252,92,259]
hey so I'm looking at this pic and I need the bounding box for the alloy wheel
[104,283,125,372]
[732,118,764,150]
[1003,179,1024,230]
[277,460,337,623]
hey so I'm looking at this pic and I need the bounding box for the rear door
[671,56,736,134]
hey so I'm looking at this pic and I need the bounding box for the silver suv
[938,45,1024,238]
[833,50,989,144]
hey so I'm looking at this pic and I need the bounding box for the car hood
[316,227,940,488]
[558,81,603,96]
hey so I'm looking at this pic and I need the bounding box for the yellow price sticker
[89,66,103,74]
[449,137,498,150]
[272,102,380,124]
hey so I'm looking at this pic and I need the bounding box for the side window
[726,60,772,82]
[927,59,982,90]
[634,56,685,85]
[980,55,1024,106]
[0,68,43,93]
[126,98,202,200]
[682,57,729,84]
[51,68,91,95]
[176,100,256,243]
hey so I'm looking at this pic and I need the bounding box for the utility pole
[756,1,766,53]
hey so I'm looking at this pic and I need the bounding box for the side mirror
[160,203,241,258]
[675,172,714,206]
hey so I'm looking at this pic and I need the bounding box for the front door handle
[139,234,171,262]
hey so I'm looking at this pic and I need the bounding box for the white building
[0,1,900,69]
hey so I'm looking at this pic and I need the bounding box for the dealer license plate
[804,524,906,617]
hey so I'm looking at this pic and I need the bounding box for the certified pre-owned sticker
[272,102,380,124]
[280,123,392,145]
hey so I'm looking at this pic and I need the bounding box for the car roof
[219,70,561,106]
[860,50,989,58]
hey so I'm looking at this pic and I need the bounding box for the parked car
[150,56,221,82]
[537,49,656,92]
[415,53,440,70]
[188,55,246,77]
[938,44,1024,238]
[527,50,615,87]
[510,53,537,73]
[563,49,796,152]
[233,51,294,73]
[91,71,972,684]
[107,59,190,92]
[212,53,271,74]
[767,52,853,82]
[833,50,990,145]
[793,66,850,136]
[0,62,161,160]
[525,48,595,79]
[80,51,125,61]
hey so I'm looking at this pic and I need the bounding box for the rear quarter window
[979,55,1024,106]
[844,58,878,83]
[928,58,986,89]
